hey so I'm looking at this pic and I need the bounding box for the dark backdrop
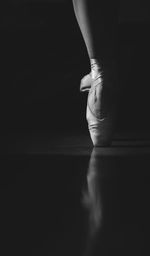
[2,0,150,22]
[0,0,150,136]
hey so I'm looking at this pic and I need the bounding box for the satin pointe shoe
[80,72,92,92]
[86,71,117,147]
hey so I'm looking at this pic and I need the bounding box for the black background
[0,0,150,136]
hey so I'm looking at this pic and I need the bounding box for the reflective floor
[1,133,150,256]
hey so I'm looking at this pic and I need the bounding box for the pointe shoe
[80,73,92,92]
[86,73,116,147]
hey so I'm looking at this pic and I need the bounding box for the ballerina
[72,0,120,146]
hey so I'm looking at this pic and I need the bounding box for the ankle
[90,58,102,79]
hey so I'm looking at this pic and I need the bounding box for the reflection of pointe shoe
[86,73,116,147]
[80,73,92,92]
[82,147,103,234]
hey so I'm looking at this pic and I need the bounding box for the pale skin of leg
[72,0,95,60]
[72,0,120,66]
